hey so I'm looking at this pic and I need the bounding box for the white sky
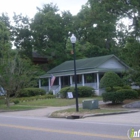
[0,0,88,18]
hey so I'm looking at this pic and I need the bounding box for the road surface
[0,112,139,140]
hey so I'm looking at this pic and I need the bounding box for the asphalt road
[0,113,140,140]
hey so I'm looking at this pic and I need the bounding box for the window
[84,73,95,83]
[72,75,82,84]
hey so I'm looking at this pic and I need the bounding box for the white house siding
[99,57,126,69]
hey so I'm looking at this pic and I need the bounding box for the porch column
[70,75,73,86]
[48,78,51,91]
[82,74,85,86]
[59,77,61,91]
[96,72,99,89]
[39,79,41,88]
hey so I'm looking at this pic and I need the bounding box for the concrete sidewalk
[0,101,139,118]
[0,106,73,118]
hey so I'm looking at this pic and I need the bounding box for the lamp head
[70,34,76,44]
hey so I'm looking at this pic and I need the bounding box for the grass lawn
[0,96,102,111]
[18,97,102,106]
[0,104,42,111]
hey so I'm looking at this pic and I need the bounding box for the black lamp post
[70,34,79,112]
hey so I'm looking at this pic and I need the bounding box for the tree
[100,71,123,90]
[0,50,43,107]
[12,13,33,58]
[74,0,118,54]
[31,3,68,68]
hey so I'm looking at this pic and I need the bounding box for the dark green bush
[105,86,122,92]
[45,94,55,98]
[59,86,95,98]
[105,85,131,92]
[102,92,125,104]
[122,85,131,89]
[48,91,53,95]
[59,87,75,98]
[19,88,46,97]
[100,71,123,89]
[78,86,95,97]
[13,100,20,104]
[102,89,138,104]
[134,89,140,96]
[116,89,138,99]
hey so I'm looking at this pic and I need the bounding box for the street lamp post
[70,34,79,112]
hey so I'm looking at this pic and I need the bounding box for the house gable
[98,57,127,70]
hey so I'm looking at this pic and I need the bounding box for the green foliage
[102,92,125,104]
[1,1,140,106]
[48,91,53,95]
[105,86,122,92]
[78,86,95,97]
[116,89,138,99]
[102,89,138,104]
[45,94,55,99]
[11,94,55,103]
[18,88,46,97]
[0,49,43,107]
[122,85,131,89]
[120,38,140,86]
[100,72,123,90]
[13,100,20,104]
[134,89,140,96]
[105,85,131,92]
[59,87,75,98]
[59,86,95,98]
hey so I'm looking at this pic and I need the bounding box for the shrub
[78,86,95,97]
[59,87,75,98]
[102,92,125,104]
[102,89,138,104]
[105,85,131,92]
[59,86,95,98]
[48,91,53,95]
[18,88,46,97]
[100,71,123,90]
[13,100,20,104]
[45,94,55,99]
[122,85,131,89]
[134,89,140,96]
[116,89,139,99]
[105,86,122,92]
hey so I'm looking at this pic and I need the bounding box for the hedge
[116,89,138,99]
[78,86,95,97]
[12,94,55,103]
[105,85,131,92]
[59,86,95,98]
[18,88,46,97]
[134,89,140,96]
[105,86,122,92]
[102,92,125,104]
[102,89,138,104]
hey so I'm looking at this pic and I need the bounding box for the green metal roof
[40,54,130,78]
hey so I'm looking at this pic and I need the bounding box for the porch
[39,72,104,96]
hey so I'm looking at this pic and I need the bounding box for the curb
[66,110,139,119]
[82,110,139,118]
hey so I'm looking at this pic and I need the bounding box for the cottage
[39,54,130,95]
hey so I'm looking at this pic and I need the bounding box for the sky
[0,0,88,18]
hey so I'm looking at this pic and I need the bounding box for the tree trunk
[5,94,10,108]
